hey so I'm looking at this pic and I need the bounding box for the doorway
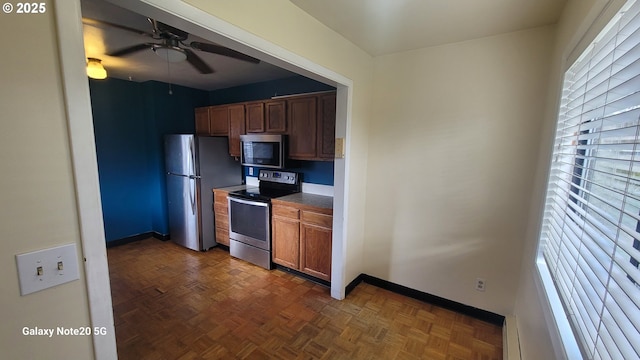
[55,0,351,358]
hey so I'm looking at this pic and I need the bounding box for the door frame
[54,0,353,358]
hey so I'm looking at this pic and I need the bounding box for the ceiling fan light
[87,58,107,80]
[153,46,187,62]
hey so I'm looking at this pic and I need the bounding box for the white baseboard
[504,315,522,360]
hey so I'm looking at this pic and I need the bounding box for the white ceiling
[81,0,568,91]
[81,0,298,91]
[290,0,567,56]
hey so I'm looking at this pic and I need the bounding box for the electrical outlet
[475,278,486,292]
[15,243,80,295]
[248,167,253,176]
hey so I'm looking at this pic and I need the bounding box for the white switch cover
[15,243,80,296]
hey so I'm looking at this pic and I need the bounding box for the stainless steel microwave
[240,134,285,169]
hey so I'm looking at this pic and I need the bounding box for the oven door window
[242,141,281,168]
[228,197,270,249]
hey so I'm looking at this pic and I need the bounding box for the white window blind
[540,0,640,359]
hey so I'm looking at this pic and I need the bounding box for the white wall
[364,26,556,316]
[515,0,625,358]
[0,8,94,360]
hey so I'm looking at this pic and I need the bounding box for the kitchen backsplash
[243,160,334,186]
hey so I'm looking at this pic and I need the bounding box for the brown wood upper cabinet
[195,91,335,160]
[194,105,229,136]
[245,100,286,134]
[265,100,286,133]
[287,92,336,160]
[287,96,318,160]
[317,93,336,159]
[195,107,210,135]
[228,104,245,157]
[245,102,265,133]
[209,106,230,136]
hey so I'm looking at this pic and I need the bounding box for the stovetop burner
[231,187,298,202]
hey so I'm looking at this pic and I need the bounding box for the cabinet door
[317,93,336,159]
[265,100,286,133]
[195,107,210,135]
[213,192,230,246]
[272,215,300,269]
[287,96,317,159]
[300,222,332,282]
[228,104,246,157]
[213,202,229,247]
[210,106,229,136]
[246,102,265,133]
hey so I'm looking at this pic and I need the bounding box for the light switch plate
[15,243,80,295]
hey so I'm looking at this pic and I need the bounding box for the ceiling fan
[82,17,261,74]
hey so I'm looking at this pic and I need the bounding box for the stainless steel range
[227,169,300,269]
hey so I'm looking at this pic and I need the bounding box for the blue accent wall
[89,78,208,242]
[90,75,335,243]
[212,76,336,186]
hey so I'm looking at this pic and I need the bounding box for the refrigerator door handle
[189,136,197,176]
[190,177,197,215]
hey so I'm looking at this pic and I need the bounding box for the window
[538,0,640,358]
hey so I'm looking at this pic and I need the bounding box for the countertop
[213,186,333,212]
[212,184,255,193]
[273,192,333,212]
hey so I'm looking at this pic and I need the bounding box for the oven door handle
[228,196,269,208]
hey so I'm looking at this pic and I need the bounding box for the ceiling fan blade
[108,43,152,57]
[185,50,214,74]
[189,42,260,64]
[82,17,154,37]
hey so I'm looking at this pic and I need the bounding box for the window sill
[534,256,584,360]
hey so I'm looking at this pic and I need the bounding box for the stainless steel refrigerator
[164,135,242,251]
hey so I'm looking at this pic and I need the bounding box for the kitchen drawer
[301,211,332,228]
[273,205,300,219]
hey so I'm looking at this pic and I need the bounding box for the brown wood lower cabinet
[213,190,230,246]
[272,206,300,269]
[271,200,332,282]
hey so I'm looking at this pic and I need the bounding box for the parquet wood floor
[107,238,503,359]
